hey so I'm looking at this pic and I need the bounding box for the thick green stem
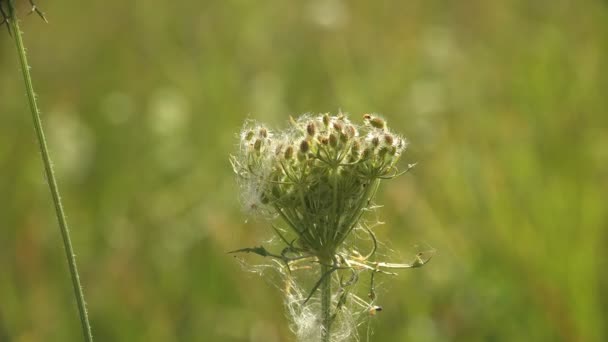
[7,3,94,342]
[321,263,332,342]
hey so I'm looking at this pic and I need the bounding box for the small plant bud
[306,122,316,137]
[300,140,310,153]
[259,127,268,138]
[371,136,380,147]
[362,147,372,160]
[384,133,394,145]
[329,133,338,147]
[323,114,330,126]
[370,117,386,130]
[378,146,389,158]
[333,121,343,132]
[363,113,372,120]
[254,139,263,152]
[244,130,255,141]
[345,124,356,138]
[340,132,349,143]
[284,145,294,160]
[388,146,397,156]
[320,137,329,145]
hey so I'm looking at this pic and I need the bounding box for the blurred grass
[1,0,607,341]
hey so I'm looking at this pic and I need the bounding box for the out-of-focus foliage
[1,0,606,341]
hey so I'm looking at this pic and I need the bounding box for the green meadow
[1,1,606,341]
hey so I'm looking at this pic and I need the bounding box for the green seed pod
[323,114,330,126]
[254,139,263,152]
[362,147,372,160]
[306,122,316,137]
[259,127,268,138]
[340,132,349,144]
[345,124,356,138]
[333,121,343,132]
[244,130,255,141]
[329,133,338,147]
[284,145,294,160]
[371,136,380,147]
[370,117,386,130]
[378,146,389,158]
[300,140,310,153]
[384,133,394,145]
[388,145,397,156]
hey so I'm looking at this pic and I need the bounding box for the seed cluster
[231,113,408,258]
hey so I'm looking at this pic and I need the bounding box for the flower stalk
[5,2,93,341]
[320,262,332,342]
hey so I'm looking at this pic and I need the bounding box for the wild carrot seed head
[231,113,408,255]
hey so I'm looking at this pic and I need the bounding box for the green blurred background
[1,0,607,341]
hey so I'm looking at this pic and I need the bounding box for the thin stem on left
[6,2,94,341]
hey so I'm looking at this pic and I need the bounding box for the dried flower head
[230,113,429,342]
[231,113,408,257]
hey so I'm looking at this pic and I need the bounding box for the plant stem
[7,3,94,341]
[321,262,332,342]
